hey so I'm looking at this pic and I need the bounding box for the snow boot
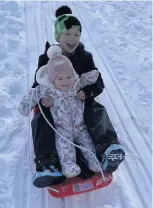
[101,144,125,173]
[32,165,66,188]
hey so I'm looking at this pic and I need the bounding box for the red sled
[47,172,112,198]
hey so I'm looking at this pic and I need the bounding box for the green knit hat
[54,6,82,41]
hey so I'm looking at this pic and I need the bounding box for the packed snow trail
[0,1,151,208]
[0,1,28,208]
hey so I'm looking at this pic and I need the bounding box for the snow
[0,1,152,208]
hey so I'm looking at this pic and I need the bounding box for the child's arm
[18,85,52,116]
[76,70,99,92]
[80,53,105,98]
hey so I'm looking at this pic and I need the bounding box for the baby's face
[54,69,75,91]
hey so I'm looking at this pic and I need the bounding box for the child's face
[59,27,81,54]
[54,69,75,91]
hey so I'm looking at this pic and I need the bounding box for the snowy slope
[0,1,152,208]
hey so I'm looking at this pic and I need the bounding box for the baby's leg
[55,128,81,178]
[77,129,101,172]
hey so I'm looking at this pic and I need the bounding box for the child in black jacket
[31,5,125,188]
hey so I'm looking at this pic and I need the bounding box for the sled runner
[48,172,112,198]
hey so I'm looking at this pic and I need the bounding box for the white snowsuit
[18,70,100,177]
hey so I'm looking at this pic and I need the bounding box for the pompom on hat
[36,45,79,86]
[54,5,82,41]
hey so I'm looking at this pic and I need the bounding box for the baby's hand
[41,97,53,107]
[77,90,86,100]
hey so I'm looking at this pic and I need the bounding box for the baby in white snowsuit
[18,46,100,178]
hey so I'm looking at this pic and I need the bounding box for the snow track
[0,1,151,208]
